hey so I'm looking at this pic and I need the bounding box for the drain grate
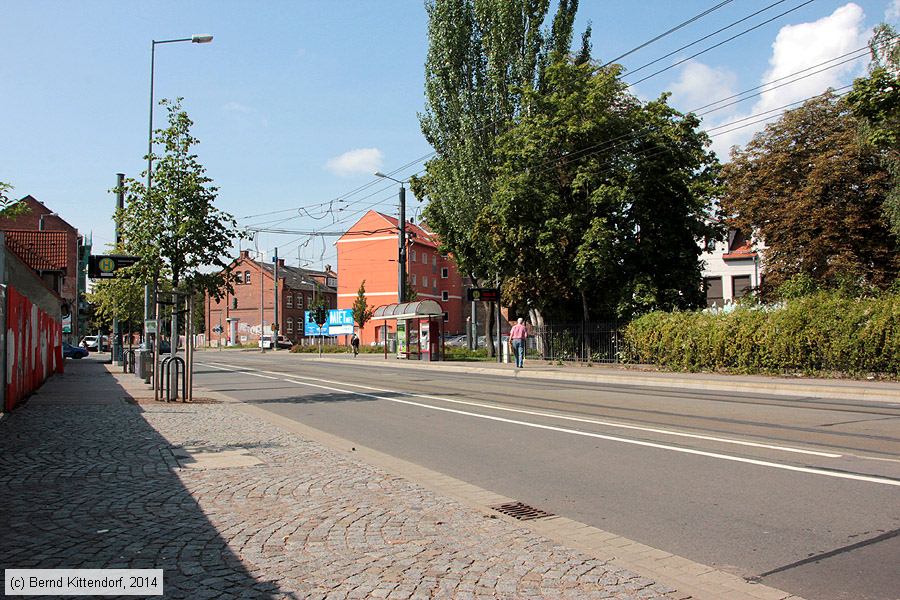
[490,501,554,521]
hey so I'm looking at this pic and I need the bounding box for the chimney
[278,258,285,268]
[240,250,250,259]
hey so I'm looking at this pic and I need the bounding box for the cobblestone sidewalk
[0,360,677,599]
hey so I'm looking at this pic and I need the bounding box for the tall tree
[352,280,375,333]
[116,98,244,299]
[413,0,587,349]
[846,23,900,237]
[721,92,898,291]
[487,58,719,321]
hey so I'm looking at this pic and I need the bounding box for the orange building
[336,211,467,346]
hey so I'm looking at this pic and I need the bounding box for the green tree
[87,276,154,331]
[352,280,375,333]
[116,98,245,299]
[413,0,585,351]
[487,58,720,321]
[846,23,900,237]
[0,181,29,218]
[722,92,898,292]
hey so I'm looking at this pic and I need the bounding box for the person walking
[509,317,528,368]
[350,333,360,357]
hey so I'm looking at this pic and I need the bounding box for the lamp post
[374,172,408,303]
[144,33,213,354]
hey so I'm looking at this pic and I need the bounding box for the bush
[623,292,900,376]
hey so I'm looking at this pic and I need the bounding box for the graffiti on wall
[5,285,63,411]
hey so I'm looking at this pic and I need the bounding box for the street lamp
[374,171,408,303]
[144,33,213,351]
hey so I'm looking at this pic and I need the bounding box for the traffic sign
[467,287,500,302]
[145,319,158,334]
[88,254,141,279]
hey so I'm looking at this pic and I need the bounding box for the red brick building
[336,210,467,346]
[205,250,337,347]
[0,195,84,342]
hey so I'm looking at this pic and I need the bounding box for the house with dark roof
[0,195,87,342]
[205,250,337,347]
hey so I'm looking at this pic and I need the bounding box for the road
[193,351,900,600]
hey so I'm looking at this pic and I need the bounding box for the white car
[79,335,109,352]
[259,336,293,349]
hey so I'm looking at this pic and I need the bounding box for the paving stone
[0,361,677,599]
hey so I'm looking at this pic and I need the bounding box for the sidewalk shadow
[0,359,293,599]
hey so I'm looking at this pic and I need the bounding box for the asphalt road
[193,351,900,600]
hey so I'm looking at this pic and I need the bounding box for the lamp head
[191,34,214,43]
[374,171,387,178]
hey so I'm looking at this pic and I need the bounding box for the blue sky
[2,1,898,270]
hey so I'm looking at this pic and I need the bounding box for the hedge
[622,292,900,376]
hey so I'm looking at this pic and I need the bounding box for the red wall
[5,285,63,411]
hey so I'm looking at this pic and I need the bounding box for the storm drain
[490,501,554,521]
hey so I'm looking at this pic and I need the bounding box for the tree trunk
[529,307,547,359]
[581,289,591,362]
[487,301,496,357]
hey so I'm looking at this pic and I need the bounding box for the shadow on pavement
[0,359,289,599]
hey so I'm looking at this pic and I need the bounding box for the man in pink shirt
[509,317,528,368]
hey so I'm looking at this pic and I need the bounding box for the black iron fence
[529,322,624,363]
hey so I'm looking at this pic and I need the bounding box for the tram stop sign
[467,287,500,302]
[88,254,141,279]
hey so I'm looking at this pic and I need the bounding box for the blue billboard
[304,309,354,336]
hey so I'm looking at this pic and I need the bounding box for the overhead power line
[626,0,818,87]
[601,0,737,67]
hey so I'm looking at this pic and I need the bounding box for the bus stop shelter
[371,300,445,361]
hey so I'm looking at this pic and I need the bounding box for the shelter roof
[371,300,443,320]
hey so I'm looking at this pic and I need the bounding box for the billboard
[304,309,354,336]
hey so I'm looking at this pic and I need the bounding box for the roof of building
[4,230,68,271]
[259,262,337,292]
[339,210,439,249]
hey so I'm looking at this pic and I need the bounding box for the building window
[422,275,428,287]
[432,279,437,290]
[432,256,436,267]
[297,294,303,310]
[327,277,337,287]
[705,277,723,308]
[411,249,416,262]
[442,311,449,322]
[286,318,293,333]
[422,252,428,264]
[442,291,449,301]
[244,270,251,284]
[441,267,449,279]
[411,274,417,285]
[286,294,293,308]
[733,275,752,299]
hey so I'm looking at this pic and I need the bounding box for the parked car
[259,336,293,350]
[79,335,109,352]
[62,342,89,359]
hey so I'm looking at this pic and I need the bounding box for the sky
[2,0,898,272]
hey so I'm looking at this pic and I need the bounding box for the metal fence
[529,322,624,363]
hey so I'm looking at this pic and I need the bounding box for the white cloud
[325,148,384,177]
[223,101,253,114]
[887,0,900,22]
[669,61,738,112]
[706,3,868,160]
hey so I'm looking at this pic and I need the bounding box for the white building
[700,229,764,307]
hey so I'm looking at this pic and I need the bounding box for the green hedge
[622,292,900,376]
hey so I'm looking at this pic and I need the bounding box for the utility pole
[273,247,279,351]
[398,184,407,303]
[259,254,265,353]
[112,173,124,365]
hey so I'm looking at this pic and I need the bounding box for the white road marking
[197,362,900,486]
[220,364,839,459]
